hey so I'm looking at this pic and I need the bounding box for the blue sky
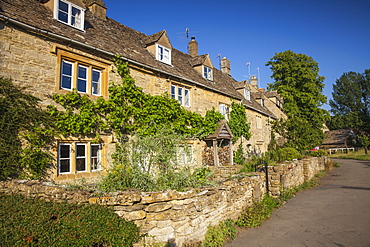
[104,0,370,112]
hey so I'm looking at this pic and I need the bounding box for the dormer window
[203,66,213,80]
[261,98,265,107]
[55,0,85,30]
[244,89,251,101]
[156,44,171,65]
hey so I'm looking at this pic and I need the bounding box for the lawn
[328,149,370,161]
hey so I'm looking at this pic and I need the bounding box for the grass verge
[329,149,370,161]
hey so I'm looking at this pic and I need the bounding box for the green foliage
[328,69,370,132]
[97,129,216,192]
[50,56,219,140]
[0,193,141,246]
[234,143,248,166]
[200,107,225,139]
[266,50,329,150]
[272,117,325,151]
[309,149,328,157]
[228,102,251,142]
[0,78,55,180]
[202,219,236,247]
[236,195,281,228]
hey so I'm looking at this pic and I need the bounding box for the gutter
[0,14,243,101]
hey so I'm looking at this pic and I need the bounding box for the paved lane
[225,159,370,247]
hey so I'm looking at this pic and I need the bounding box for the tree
[328,69,370,132]
[266,50,329,150]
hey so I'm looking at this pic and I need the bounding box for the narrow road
[225,159,370,247]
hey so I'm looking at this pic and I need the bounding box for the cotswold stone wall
[0,157,328,246]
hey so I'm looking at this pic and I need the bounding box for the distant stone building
[0,0,286,182]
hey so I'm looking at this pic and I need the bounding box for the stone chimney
[221,57,231,75]
[188,37,198,57]
[249,76,258,87]
[86,0,107,20]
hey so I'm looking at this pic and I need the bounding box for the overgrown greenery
[266,50,329,151]
[0,193,141,246]
[328,69,370,132]
[236,195,281,228]
[97,128,216,192]
[202,219,237,247]
[49,56,240,140]
[228,102,252,142]
[0,78,55,180]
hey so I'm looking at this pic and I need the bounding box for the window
[177,145,193,164]
[261,99,265,107]
[156,44,171,65]
[244,89,251,101]
[55,0,85,30]
[203,66,213,80]
[219,104,230,120]
[60,59,102,96]
[76,143,86,172]
[59,144,71,174]
[91,144,101,171]
[171,85,190,107]
[58,143,102,174]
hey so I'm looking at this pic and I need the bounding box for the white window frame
[91,144,102,171]
[54,0,85,30]
[91,69,101,96]
[76,143,87,172]
[156,44,171,65]
[77,64,88,93]
[171,85,190,107]
[244,88,251,101]
[203,66,213,80]
[58,143,71,174]
[177,145,193,164]
[219,104,230,120]
[61,60,74,90]
[60,59,103,96]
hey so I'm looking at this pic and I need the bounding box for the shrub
[97,130,216,192]
[202,219,236,247]
[275,147,300,161]
[0,193,141,246]
[236,195,281,228]
[310,149,328,157]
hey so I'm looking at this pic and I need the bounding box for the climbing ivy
[229,102,252,142]
[49,56,252,142]
[49,56,223,139]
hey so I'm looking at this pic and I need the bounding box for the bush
[202,219,236,247]
[310,149,328,157]
[236,195,281,228]
[0,193,141,246]
[275,147,300,161]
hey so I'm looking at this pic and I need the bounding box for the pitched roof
[0,0,275,118]
[322,129,355,145]
[205,120,233,140]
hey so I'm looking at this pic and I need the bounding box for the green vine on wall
[49,55,228,140]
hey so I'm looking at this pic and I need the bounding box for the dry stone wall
[0,157,328,246]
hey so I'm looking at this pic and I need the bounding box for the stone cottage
[0,0,286,182]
